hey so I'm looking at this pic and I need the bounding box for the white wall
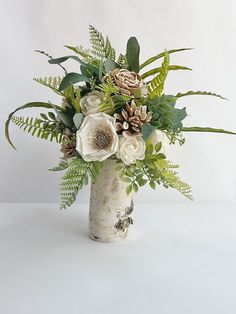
[0,0,236,204]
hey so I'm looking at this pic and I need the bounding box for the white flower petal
[76,112,118,162]
[117,135,146,165]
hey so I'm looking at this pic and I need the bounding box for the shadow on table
[11,204,90,243]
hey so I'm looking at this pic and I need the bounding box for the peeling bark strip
[89,159,133,242]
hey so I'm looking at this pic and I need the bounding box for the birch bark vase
[89,159,133,243]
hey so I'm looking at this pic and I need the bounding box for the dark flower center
[92,127,113,150]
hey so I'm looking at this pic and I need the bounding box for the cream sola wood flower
[117,133,146,165]
[80,91,103,116]
[103,68,148,97]
[148,130,170,154]
[76,112,119,162]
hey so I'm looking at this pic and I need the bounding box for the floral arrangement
[5,26,236,209]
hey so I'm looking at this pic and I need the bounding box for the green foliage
[35,49,67,73]
[148,51,170,96]
[63,85,81,113]
[141,123,156,140]
[171,107,187,132]
[125,37,140,72]
[117,53,128,68]
[145,93,187,133]
[156,160,193,200]
[176,90,227,100]
[89,25,116,61]
[60,158,103,209]
[11,114,64,143]
[117,144,192,200]
[97,78,119,114]
[140,48,193,70]
[59,73,90,91]
[104,59,118,73]
[33,76,64,96]
[141,65,192,79]
[80,63,101,87]
[182,126,236,135]
[146,95,176,130]
[64,45,98,65]
[49,160,69,171]
[73,113,84,130]
[5,102,65,150]
[48,55,83,65]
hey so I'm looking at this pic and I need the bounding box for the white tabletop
[1,202,236,314]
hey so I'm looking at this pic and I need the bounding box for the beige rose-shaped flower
[149,130,169,154]
[80,91,104,116]
[76,112,118,162]
[104,69,147,96]
[117,134,146,165]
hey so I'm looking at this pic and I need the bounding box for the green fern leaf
[89,25,116,61]
[156,160,193,200]
[11,116,64,144]
[104,36,116,60]
[176,90,227,100]
[60,159,103,209]
[49,161,69,171]
[141,65,192,79]
[64,45,94,62]
[182,126,236,135]
[117,53,128,68]
[140,48,193,70]
[33,76,64,96]
[148,51,170,96]
[97,78,119,114]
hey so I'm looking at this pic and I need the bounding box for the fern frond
[49,160,69,171]
[176,90,227,100]
[97,77,119,114]
[89,25,116,61]
[141,65,192,79]
[33,76,64,96]
[104,36,116,60]
[60,159,103,209]
[11,116,64,143]
[140,48,193,70]
[162,168,193,200]
[157,160,192,200]
[148,50,170,97]
[64,45,99,65]
[117,53,128,68]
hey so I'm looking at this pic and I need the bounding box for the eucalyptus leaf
[49,55,84,65]
[126,37,140,72]
[171,107,187,131]
[80,63,100,79]
[73,113,84,130]
[59,73,90,91]
[141,123,156,140]
[104,59,118,73]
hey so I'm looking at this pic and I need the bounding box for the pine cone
[114,100,152,136]
[60,129,76,160]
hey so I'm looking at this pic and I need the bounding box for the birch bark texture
[89,159,133,242]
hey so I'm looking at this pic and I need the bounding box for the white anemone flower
[76,112,119,162]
